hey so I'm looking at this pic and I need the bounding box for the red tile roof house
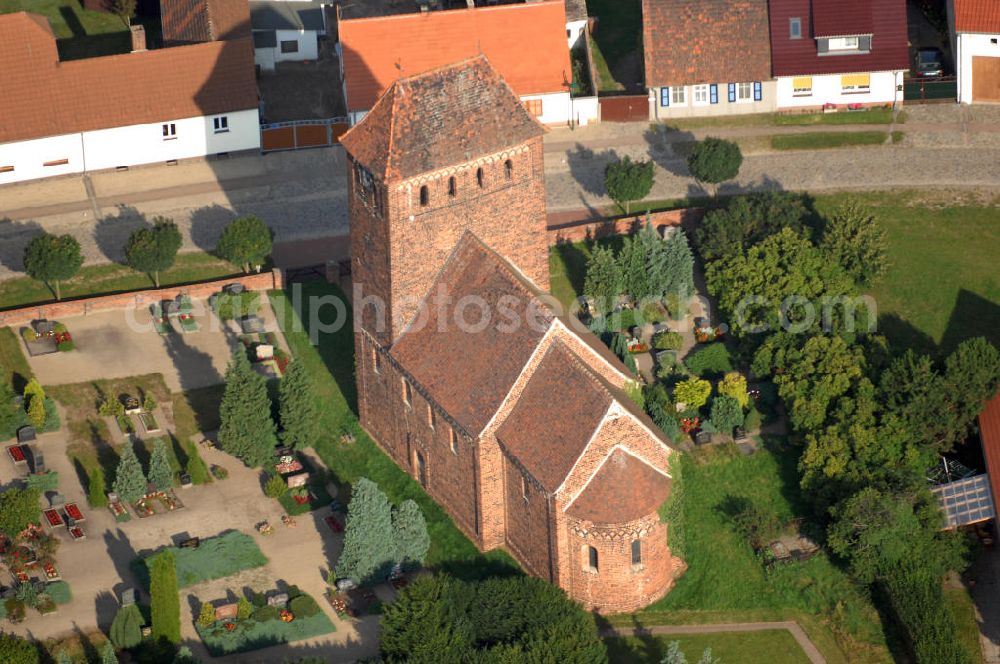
[341,55,685,612]
[946,0,1000,103]
[642,0,775,120]
[769,0,909,111]
[0,2,258,186]
[336,0,578,126]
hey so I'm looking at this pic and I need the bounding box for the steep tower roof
[340,55,544,181]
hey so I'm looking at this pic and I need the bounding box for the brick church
[340,56,684,612]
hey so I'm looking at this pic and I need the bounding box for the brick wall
[0,269,282,327]
[502,454,555,581]
[548,208,704,245]
[356,331,482,542]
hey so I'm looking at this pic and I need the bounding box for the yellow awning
[792,77,812,89]
[841,74,871,87]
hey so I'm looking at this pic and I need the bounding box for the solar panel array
[932,474,995,528]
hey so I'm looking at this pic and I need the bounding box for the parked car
[915,47,944,77]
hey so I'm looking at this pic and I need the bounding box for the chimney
[130,24,147,53]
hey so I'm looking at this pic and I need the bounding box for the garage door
[973,56,1000,102]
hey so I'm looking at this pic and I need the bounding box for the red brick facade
[346,58,682,613]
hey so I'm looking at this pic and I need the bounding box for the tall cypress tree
[336,478,395,585]
[218,349,277,467]
[113,439,147,504]
[101,641,119,664]
[150,550,180,644]
[278,360,319,450]
[147,439,173,492]
[663,228,695,319]
[618,235,647,302]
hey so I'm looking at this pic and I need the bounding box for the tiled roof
[0,12,257,144]
[769,0,908,76]
[567,447,672,523]
[161,0,250,43]
[339,55,544,181]
[389,232,555,434]
[980,394,1000,516]
[813,0,874,37]
[497,342,613,492]
[954,0,1000,32]
[338,0,571,112]
[642,0,772,86]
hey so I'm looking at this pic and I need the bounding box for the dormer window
[818,35,870,55]
[829,36,859,50]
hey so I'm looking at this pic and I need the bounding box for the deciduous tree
[23,232,83,300]
[695,192,806,261]
[717,372,749,408]
[124,217,182,288]
[218,348,277,467]
[604,156,654,214]
[687,137,742,195]
[216,215,272,273]
[820,200,886,287]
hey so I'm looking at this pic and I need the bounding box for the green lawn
[586,0,641,91]
[0,326,33,388]
[771,131,889,150]
[659,108,898,131]
[0,253,241,312]
[589,36,623,93]
[605,629,810,664]
[946,585,984,664]
[0,0,159,60]
[811,192,1000,355]
[269,284,520,580]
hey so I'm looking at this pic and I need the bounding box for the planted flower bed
[64,503,85,522]
[42,509,63,528]
[7,445,27,464]
[278,481,333,516]
[196,590,334,656]
[108,498,131,522]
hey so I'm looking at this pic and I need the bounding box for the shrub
[264,473,287,499]
[211,465,228,480]
[744,407,762,431]
[653,331,683,351]
[717,372,749,409]
[26,470,59,493]
[710,396,744,438]
[21,328,37,343]
[46,580,72,604]
[213,291,261,321]
[150,550,181,644]
[185,444,210,485]
[57,340,75,352]
[87,465,108,508]
[4,598,26,623]
[110,603,143,649]
[0,632,38,664]
[0,487,41,538]
[673,377,712,410]
[289,594,320,618]
[237,596,253,620]
[253,605,279,622]
[251,589,267,608]
[684,342,733,377]
[27,394,46,429]
[198,602,217,627]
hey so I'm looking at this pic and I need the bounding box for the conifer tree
[218,349,277,467]
[664,227,695,298]
[336,478,395,585]
[101,641,119,664]
[392,499,430,570]
[113,439,147,504]
[278,360,319,450]
[617,235,647,302]
[148,439,173,492]
[583,245,622,315]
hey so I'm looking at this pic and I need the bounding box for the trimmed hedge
[45,581,72,604]
[150,550,181,644]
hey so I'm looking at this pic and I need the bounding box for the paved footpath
[601,621,826,664]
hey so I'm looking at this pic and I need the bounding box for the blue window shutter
[753,81,762,101]
[661,87,669,107]
[710,84,718,104]
[728,83,736,102]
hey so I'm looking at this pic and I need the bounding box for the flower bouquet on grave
[680,417,700,434]
[280,609,294,622]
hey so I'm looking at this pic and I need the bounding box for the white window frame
[828,36,860,51]
[692,84,709,105]
[737,82,753,102]
[213,116,229,133]
[162,123,177,140]
[671,85,687,106]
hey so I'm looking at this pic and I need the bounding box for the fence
[260,118,350,153]
[903,76,957,104]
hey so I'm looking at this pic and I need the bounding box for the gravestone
[336,578,357,592]
[286,472,309,488]
[256,344,274,360]
[224,283,245,295]
[694,431,712,446]
[120,587,136,606]
[267,592,289,607]
[215,603,238,621]
[17,427,36,443]
[180,537,200,549]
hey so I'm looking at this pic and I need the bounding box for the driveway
[0,425,380,662]
[24,293,289,392]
